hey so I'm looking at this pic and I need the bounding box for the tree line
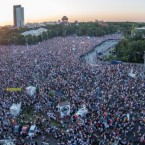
[111,35,145,63]
[0,21,144,45]
[0,21,145,63]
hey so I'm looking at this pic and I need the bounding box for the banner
[6,88,22,92]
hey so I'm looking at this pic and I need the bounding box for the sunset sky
[0,0,145,26]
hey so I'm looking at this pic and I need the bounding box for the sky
[0,0,145,26]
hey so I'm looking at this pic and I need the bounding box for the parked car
[111,60,122,64]
[21,125,29,136]
[96,51,103,56]
[13,124,22,134]
[28,125,37,137]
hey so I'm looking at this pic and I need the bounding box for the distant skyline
[0,0,145,26]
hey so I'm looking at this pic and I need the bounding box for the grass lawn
[17,108,61,127]
[17,108,37,125]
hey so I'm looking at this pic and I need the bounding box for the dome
[62,16,68,21]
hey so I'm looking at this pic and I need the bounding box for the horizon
[1,20,145,27]
[0,0,145,26]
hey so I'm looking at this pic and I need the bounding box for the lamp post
[34,58,39,86]
[63,30,66,37]
[8,38,12,45]
[49,30,58,37]
[12,36,18,46]
[0,28,1,44]
[75,30,78,36]
[53,30,58,37]
[92,30,95,37]
[143,51,145,75]
[8,36,18,46]
[137,51,145,76]
[44,31,48,40]
[42,31,48,41]
[128,55,130,62]
[41,33,43,42]
[34,60,50,86]
[31,35,33,44]
[13,36,16,45]
[34,58,41,96]
[25,37,28,49]
[76,30,81,36]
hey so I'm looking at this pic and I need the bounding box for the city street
[85,40,119,64]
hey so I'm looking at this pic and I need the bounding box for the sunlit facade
[13,5,24,27]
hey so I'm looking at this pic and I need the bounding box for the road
[84,40,119,64]
[25,135,57,145]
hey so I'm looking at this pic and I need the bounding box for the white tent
[127,113,130,121]
[0,139,15,145]
[10,103,21,116]
[128,72,136,78]
[128,68,136,78]
[58,102,70,118]
[75,105,88,118]
[26,86,36,96]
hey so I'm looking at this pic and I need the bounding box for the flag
[6,88,22,92]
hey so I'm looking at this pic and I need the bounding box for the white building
[21,28,48,36]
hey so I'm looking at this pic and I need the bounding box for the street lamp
[8,38,12,45]
[137,51,145,76]
[63,30,66,37]
[13,36,16,45]
[143,51,145,72]
[76,30,81,36]
[92,30,95,37]
[128,55,130,62]
[53,30,58,37]
[25,37,28,49]
[34,60,50,86]
[48,30,58,37]
[44,31,48,40]
[41,33,43,42]
[42,31,48,41]
[31,35,33,44]
[34,59,39,85]
[11,36,18,45]
[8,36,18,45]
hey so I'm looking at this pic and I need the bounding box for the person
[0,34,144,144]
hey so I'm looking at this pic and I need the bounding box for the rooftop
[21,28,47,36]
[135,27,145,30]
[62,16,68,21]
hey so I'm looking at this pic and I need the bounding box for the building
[21,28,47,36]
[97,20,108,27]
[13,5,24,27]
[131,27,145,38]
[62,16,68,24]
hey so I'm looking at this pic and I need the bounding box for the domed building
[62,16,68,24]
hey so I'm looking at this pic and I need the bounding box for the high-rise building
[13,5,24,27]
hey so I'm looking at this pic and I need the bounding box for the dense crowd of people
[0,34,144,145]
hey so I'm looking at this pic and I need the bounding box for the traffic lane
[24,135,58,145]
[85,40,119,64]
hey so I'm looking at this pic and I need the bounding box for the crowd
[0,34,144,145]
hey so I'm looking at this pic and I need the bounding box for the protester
[0,34,144,145]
